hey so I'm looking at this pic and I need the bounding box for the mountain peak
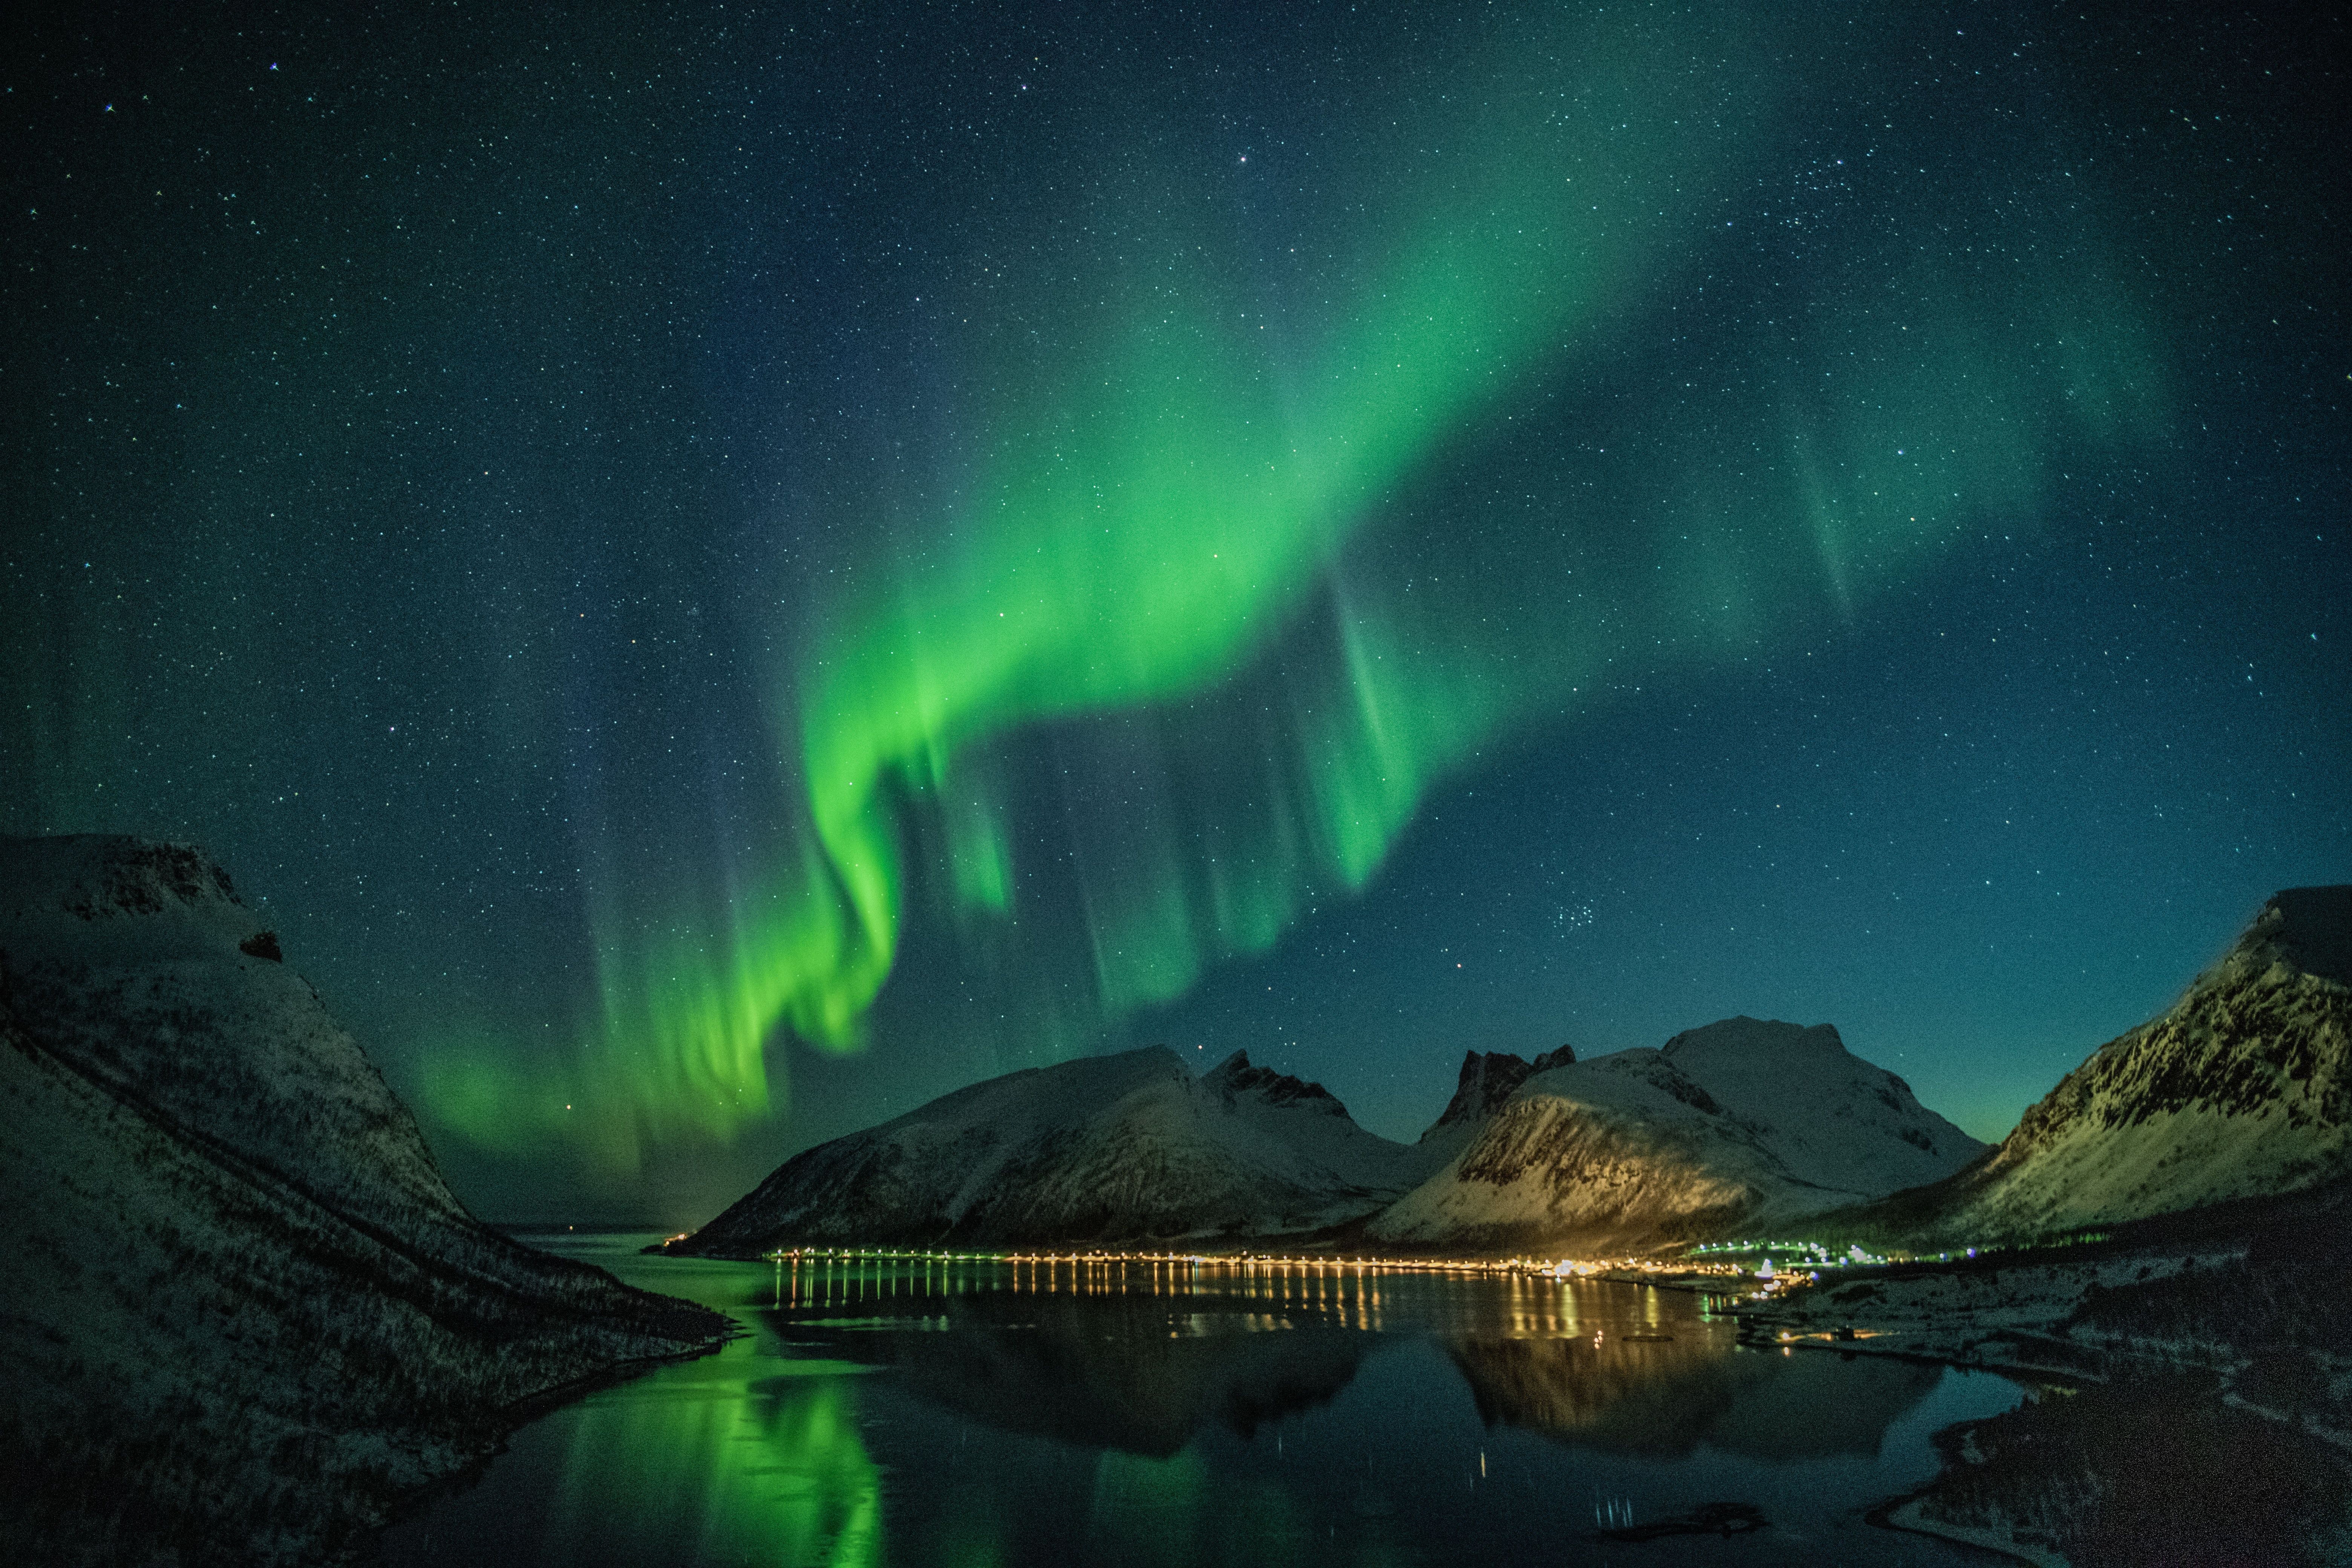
[1660,1016,1847,1064]
[678,1046,1412,1251]
[0,834,239,917]
[1377,1015,1985,1252]
[0,835,274,963]
[1424,1051,1533,1139]
[1204,1049,1343,1113]
[1919,885,2352,1243]
[0,835,729,1563]
[1529,1042,1578,1074]
[2230,885,2352,988]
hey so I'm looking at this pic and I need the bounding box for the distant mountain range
[672,1016,1988,1257]
[678,886,2352,1260]
[0,837,728,1567]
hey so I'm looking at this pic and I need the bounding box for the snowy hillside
[0,835,471,1234]
[1903,885,2352,1242]
[672,1047,1424,1253]
[1653,1018,1981,1197]
[0,837,728,1568]
[1369,1017,1985,1254]
[1411,1045,1575,1169]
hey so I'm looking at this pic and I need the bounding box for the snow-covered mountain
[1889,885,2352,1243]
[1412,1045,1576,1168]
[0,837,727,1568]
[1369,1017,1985,1254]
[671,1046,1423,1254]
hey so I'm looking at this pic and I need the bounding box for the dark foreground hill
[0,837,729,1568]
[1740,1170,2352,1565]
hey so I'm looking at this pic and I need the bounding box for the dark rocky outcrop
[1423,1051,1535,1137]
[1413,1045,1581,1168]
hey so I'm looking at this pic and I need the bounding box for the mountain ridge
[0,836,730,1568]
[1412,1044,1576,1168]
[678,887,2347,1263]
[672,1044,1428,1254]
[1367,1018,1985,1253]
[1824,885,2352,1246]
[678,1015,1985,1259]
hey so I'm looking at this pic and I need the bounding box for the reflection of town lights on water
[749,1245,1782,1295]
[750,1242,1789,1338]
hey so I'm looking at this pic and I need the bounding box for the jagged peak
[1,835,277,963]
[1,835,244,920]
[1931,886,2352,1239]
[1529,1042,1578,1073]
[1455,1048,1530,1088]
[1424,1050,1533,1138]
[1203,1049,1344,1114]
[2007,886,2352,1141]
[2221,885,2352,988]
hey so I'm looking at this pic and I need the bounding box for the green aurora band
[424,13,2165,1163]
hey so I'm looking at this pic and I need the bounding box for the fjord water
[379,1235,2026,1566]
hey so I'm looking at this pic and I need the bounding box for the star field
[5,2,2343,1222]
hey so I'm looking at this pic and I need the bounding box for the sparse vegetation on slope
[0,838,731,1566]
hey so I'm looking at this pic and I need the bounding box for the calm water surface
[377,1234,2030,1566]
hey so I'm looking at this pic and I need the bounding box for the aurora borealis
[6,3,2344,1220]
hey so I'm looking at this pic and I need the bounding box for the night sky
[6,3,2344,1224]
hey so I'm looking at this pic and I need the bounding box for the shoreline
[1864,1488,2069,1568]
[372,1287,745,1551]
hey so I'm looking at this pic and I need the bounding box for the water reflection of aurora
[386,1245,2026,1567]
[419,5,2167,1164]
[562,1369,882,1566]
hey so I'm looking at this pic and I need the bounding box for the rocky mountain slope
[0,837,729,1568]
[1868,885,2352,1245]
[670,1047,1424,1253]
[1369,1017,1986,1254]
[1411,1045,1576,1167]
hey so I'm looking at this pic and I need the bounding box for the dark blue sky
[6,2,2343,1223]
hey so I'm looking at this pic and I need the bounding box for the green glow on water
[384,1246,2075,1566]
[423,13,2166,1162]
[511,1349,884,1567]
